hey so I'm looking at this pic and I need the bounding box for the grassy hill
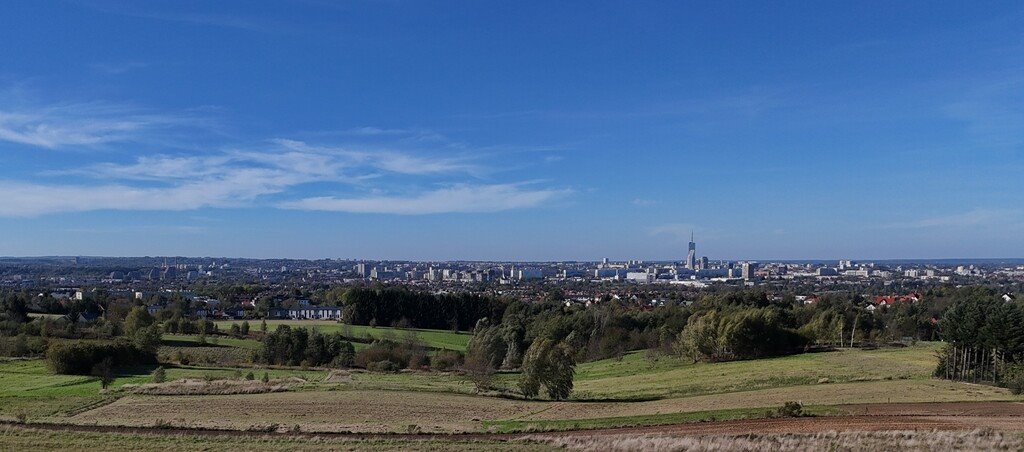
[570,343,942,400]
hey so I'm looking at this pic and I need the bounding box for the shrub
[92,357,115,389]
[777,401,804,417]
[367,360,400,373]
[245,372,255,380]
[333,341,355,368]
[354,339,412,369]
[463,344,495,391]
[45,340,154,375]
[1003,364,1024,395]
[152,366,166,383]
[0,334,46,357]
[430,349,464,372]
[261,372,269,383]
[260,326,354,367]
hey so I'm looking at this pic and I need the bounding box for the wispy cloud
[90,62,149,75]
[271,138,479,175]
[279,183,570,215]
[880,208,1020,229]
[333,127,448,143]
[0,102,200,149]
[632,198,658,206]
[3,138,566,216]
[0,86,567,217]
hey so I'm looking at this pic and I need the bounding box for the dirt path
[5,401,1024,441]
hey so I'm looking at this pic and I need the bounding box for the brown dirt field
[535,430,1024,451]
[16,402,1024,438]
[525,379,1019,421]
[64,381,1023,434]
[536,414,1024,437]
[835,401,1024,417]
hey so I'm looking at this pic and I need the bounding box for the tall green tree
[519,338,575,400]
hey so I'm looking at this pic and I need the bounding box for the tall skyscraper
[742,262,758,280]
[686,231,697,269]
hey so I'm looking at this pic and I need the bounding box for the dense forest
[322,287,509,331]
[934,288,1024,392]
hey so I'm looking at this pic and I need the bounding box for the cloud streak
[1,139,566,216]
[279,184,570,215]
[0,102,198,149]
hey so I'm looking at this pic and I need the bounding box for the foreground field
[213,320,472,351]
[65,379,1021,433]
[536,429,1024,451]
[4,415,1024,451]
[0,425,553,451]
[3,343,1022,437]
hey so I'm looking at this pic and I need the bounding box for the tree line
[935,287,1024,392]
[327,287,509,331]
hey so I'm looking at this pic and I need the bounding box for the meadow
[0,358,321,419]
[2,342,1021,436]
[569,343,943,400]
[213,320,472,351]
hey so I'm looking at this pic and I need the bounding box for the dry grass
[119,377,302,396]
[533,429,1024,451]
[68,390,546,433]
[525,379,1018,421]
[63,379,1020,433]
[0,425,556,451]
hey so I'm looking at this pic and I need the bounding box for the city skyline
[2,2,1023,260]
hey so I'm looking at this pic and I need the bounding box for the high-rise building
[741,262,757,280]
[686,231,696,270]
[355,263,370,278]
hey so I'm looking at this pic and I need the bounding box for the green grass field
[570,343,943,400]
[3,342,1021,436]
[0,359,323,420]
[214,320,472,351]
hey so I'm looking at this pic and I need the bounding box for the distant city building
[355,263,370,278]
[686,232,697,270]
[626,271,654,283]
[741,262,757,280]
[817,267,839,276]
[161,266,177,280]
[516,268,543,280]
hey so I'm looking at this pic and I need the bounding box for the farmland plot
[69,390,548,433]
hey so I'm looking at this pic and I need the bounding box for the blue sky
[0,1,1022,260]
